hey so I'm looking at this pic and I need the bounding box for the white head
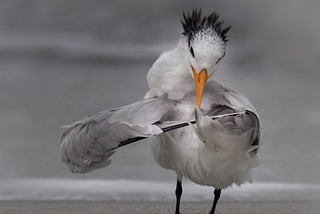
[181,9,231,107]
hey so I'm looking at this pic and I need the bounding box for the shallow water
[1,179,320,201]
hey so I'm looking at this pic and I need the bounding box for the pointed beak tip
[192,67,209,108]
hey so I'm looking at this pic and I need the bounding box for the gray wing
[60,96,175,173]
[204,104,261,152]
[203,80,262,151]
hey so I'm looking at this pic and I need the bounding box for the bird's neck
[145,39,195,100]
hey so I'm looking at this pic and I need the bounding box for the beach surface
[0,201,319,214]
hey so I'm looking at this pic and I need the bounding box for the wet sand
[0,201,319,214]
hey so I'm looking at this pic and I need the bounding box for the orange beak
[192,66,209,108]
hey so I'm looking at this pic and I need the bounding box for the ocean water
[1,179,320,201]
[0,0,319,201]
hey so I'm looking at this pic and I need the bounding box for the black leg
[209,189,221,214]
[175,180,183,214]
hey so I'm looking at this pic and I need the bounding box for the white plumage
[60,9,261,214]
[148,81,261,189]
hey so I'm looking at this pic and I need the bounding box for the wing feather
[60,96,175,173]
[203,82,262,150]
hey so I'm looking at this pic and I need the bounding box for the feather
[181,8,231,43]
[60,96,175,173]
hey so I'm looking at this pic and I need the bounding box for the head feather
[181,9,231,44]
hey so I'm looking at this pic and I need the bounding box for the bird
[60,9,261,214]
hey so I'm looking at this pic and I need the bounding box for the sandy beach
[0,201,319,214]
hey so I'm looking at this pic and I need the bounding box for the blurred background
[0,0,319,201]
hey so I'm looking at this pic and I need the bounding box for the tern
[60,9,261,214]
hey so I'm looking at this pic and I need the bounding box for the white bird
[60,9,261,214]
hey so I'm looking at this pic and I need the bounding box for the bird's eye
[216,57,222,64]
[190,47,195,58]
[216,52,226,64]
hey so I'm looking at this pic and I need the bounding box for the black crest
[181,9,231,44]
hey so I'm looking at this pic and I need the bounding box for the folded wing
[196,104,261,154]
